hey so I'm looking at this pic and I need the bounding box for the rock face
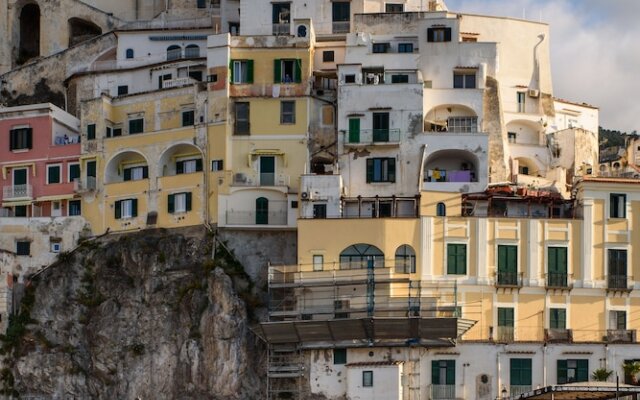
[1,227,265,399]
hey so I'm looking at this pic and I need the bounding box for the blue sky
[445,0,640,132]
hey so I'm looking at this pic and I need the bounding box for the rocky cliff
[0,227,265,399]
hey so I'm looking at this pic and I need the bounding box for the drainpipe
[496,350,503,398]
[542,343,547,386]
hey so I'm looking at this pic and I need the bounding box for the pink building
[0,104,81,218]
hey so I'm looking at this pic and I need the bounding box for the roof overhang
[515,383,640,399]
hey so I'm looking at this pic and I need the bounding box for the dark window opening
[125,48,134,59]
[18,4,40,64]
[68,18,102,47]
[386,3,404,12]
[9,127,33,151]
[234,102,250,135]
[128,118,144,134]
[182,110,195,126]
[117,85,129,96]
[16,241,31,256]
[398,43,413,53]
[87,124,96,140]
[323,50,335,62]
[344,74,356,84]
[427,27,452,42]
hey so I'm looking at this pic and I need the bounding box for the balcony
[73,177,96,192]
[607,329,636,343]
[510,385,532,398]
[232,172,290,187]
[608,275,630,291]
[161,77,197,89]
[544,328,572,343]
[495,272,522,288]
[332,21,350,34]
[225,209,288,226]
[431,384,455,400]
[3,184,33,200]
[545,273,572,290]
[272,23,290,35]
[495,326,514,342]
[344,129,401,146]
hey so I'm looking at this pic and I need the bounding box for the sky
[445,0,640,133]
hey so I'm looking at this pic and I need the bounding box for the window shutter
[447,245,456,274]
[168,194,175,213]
[388,158,396,182]
[558,309,566,329]
[427,28,435,42]
[558,247,567,273]
[131,199,138,217]
[247,60,254,83]
[444,27,452,41]
[195,159,203,172]
[498,246,506,272]
[508,246,517,272]
[366,158,374,183]
[431,361,440,384]
[123,168,131,181]
[446,361,455,384]
[115,200,122,219]
[576,360,589,382]
[142,166,149,179]
[176,161,184,174]
[229,60,234,83]
[458,245,466,274]
[25,128,33,149]
[557,360,567,384]
[274,59,282,83]
[294,59,302,83]
[185,192,192,211]
[610,196,616,218]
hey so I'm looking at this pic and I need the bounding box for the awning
[36,194,76,202]
[248,150,286,167]
[515,383,640,399]
[2,200,32,207]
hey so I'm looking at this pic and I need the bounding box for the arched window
[125,48,134,59]
[339,244,384,270]
[436,202,446,217]
[185,44,200,58]
[256,197,269,225]
[167,45,181,61]
[395,245,416,274]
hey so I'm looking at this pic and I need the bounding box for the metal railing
[496,271,521,287]
[3,184,32,199]
[608,275,629,290]
[73,177,96,192]
[510,385,532,398]
[226,210,288,226]
[232,173,290,187]
[546,273,569,288]
[431,384,456,400]
[345,129,401,145]
[332,21,350,33]
[496,326,515,342]
[607,329,636,343]
[424,169,477,183]
[273,23,290,35]
[544,328,573,342]
[162,77,197,89]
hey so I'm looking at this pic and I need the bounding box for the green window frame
[274,58,302,83]
[333,348,346,365]
[432,360,455,385]
[550,308,566,330]
[230,59,254,84]
[547,247,568,287]
[87,124,96,140]
[557,359,588,384]
[447,243,467,275]
[47,164,61,184]
[168,192,192,214]
[510,358,532,386]
[128,118,144,134]
[497,245,518,285]
[498,307,514,328]
[366,157,395,183]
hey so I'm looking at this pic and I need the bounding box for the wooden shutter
[274,59,282,83]
[348,118,360,143]
[229,60,234,83]
[123,168,131,181]
[557,360,567,384]
[427,28,435,42]
[431,360,440,384]
[444,27,452,41]
[115,200,122,219]
[168,194,175,213]
[294,59,302,83]
[446,360,455,384]
[176,161,184,174]
[576,360,589,382]
[366,158,374,183]
[387,158,396,182]
[185,192,192,211]
[247,60,254,83]
[131,199,138,217]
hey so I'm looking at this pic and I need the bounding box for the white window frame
[607,308,628,331]
[604,245,630,283]
[174,193,187,213]
[445,240,469,278]
[544,243,571,285]
[121,199,134,219]
[313,255,324,271]
[51,200,62,217]
[517,92,526,113]
[232,60,249,84]
[546,304,568,330]
[12,167,29,186]
[46,164,62,184]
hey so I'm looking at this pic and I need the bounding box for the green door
[86,161,96,177]
[497,245,517,285]
[348,118,360,143]
[256,197,269,225]
[260,156,275,186]
[13,168,27,185]
[548,247,567,287]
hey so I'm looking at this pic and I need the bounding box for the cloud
[445,0,640,132]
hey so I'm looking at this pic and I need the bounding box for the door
[348,118,360,143]
[256,197,269,225]
[497,245,517,285]
[372,112,389,142]
[12,168,28,198]
[260,156,275,186]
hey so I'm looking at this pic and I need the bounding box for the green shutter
[557,360,567,384]
[366,159,374,183]
[348,118,360,143]
[498,245,507,273]
[247,60,254,83]
[168,194,175,213]
[432,360,440,384]
[576,360,589,382]
[511,359,532,386]
[498,308,514,327]
[274,59,281,83]
[142,166,149,179]
[387,158,396,182]
[185,192,192,211]
[294,59,302,83]
[115,200,122,219]
[123,168,131,181]
[229,60,234,83]
[446,360,455,384]
[131,199,138,217]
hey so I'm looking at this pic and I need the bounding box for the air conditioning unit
[528,89,540,98]
[300,191,313,201]
[296,24,308,38]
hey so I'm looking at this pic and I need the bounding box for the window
[344,74,356,84]
[16,241,30,256]
[256,197,269,225]
[447,116,478,133]
[436,202,446,216]
[234,102,250,135]
[167,45,181,61]
[291,201,298,209]
[547,246,567,287]
[196,0,206,8]
[230,60,254,84]
[14,206,27,217]
[362,371,373,387]
[497,307,514,341]
[313,255,324,271]
[129,118,144,134]
[274,59,302,83]
[176,159,203,174]
[313,204,327,219]
[550,308,566,330]
[207,74,218,83]
[391,74,409,83]
[510,359,532,387]
[453,71,476,89]
[322,50,334,62]
[184,44,199,58]
[348,118,360,143]
[372,42,389,53]
[87,124,96,140]
[112,127,122,137]
[517,92,526,113]
[51,201,62,217]
[497,245,518,286]
[395,245,416,273]
[372,112,390,141]
[363,68,384,85]
[182,110,195,126]
[68,163,80,183]
[50,240,61,253]
[339,244,384,269]
[272,2,291,24]
[115,198,138,219]
[9,127,32,151]
[123,166,148,181]
[432,360,455,386]
[68,200,81,216]
[259,156,275,186]
[608,249,628,289]
[280,101,295,124]
[229,22,240,36]
[47,164,61,184]
[610,193,626,218]
[366,158,395,183]
[168,192,192,214]
[508,132,517,143]
[610,310,627,330]
[159,73,172,89]
[557,359,588,384]
[117,85,129,95]
[211,160,224,171]
[385,3,404,12]
[189,71,203,82]
[333,348,346,365]
[447,243,466,274]
[125,48,134,59]
[332,2,350,33]
[427,27,452,42]
[398,43,413,53]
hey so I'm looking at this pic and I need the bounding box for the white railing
[273,23,291,35]
[3,184,32,199]
[162,77,196,89]
[73,177,96,192]
[232,173,290,187]
[431,384,456,400]
[510,385,532,398]
[225,210,288,226]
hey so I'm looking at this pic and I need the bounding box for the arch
[506,119,543,145]
[167,45,182,61]
[125,48,134,59]
[339,244,384,270]
[424,149,479,183]
[436,202,446,217]
[395,245,415,274]
[157,143,203,177]
[514,157,540,176]
[18,3,40,64]
[424,104,478,133]
[256,197,269,224]
[68,17,102,47]
[184,44,200,58]
[104,150,149,184]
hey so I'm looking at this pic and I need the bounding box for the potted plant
[591,368,613,382]
[623,361,640,385]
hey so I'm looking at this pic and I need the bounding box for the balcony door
[256,197,269,225]
[260,156,275,186]
[13,168,27,186]
[348,118,360,143]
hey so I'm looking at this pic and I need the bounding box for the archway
[68,18,102,47]
[18,4,40,64]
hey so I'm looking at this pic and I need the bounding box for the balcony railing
[345,129,401,145]
[225,210,288,226]
[162,77,197,89]
[496,271,521,288]
[496,326,514,342]
[73,177,96,192]
[332,21,350,33]
[544,328,572,343]
[431,384,455,400]
[273,23,290,35]
[607,329,636,343]
[232,173,290,187]
[3,184,32,199]
[424,169,476,183]
[53,135,80,145]
[608,275,629,290]
[546,273,570,289]
[510,385,532,398]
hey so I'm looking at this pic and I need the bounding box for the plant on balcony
[623,361,640,385]
[591,368,613,382]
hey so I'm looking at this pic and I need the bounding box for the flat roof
[515,383,640,399]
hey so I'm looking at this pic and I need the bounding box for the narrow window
[125,48,134,59]
[211,160,224,171]
[182,110,195,126]
[362,371,373,387]
[313,255,324,271]
[87,124,96,140]
[68,200,81,216]
[517,92,526,113]
[280,101,295,124]
[234,102,250,135]
[333,348,346,364]
[322,50,335,62]
[47,164,61,184]
[610,193,626,218]
[436,202,446,216]
[550,308,566,330]
[68,163,80,183]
